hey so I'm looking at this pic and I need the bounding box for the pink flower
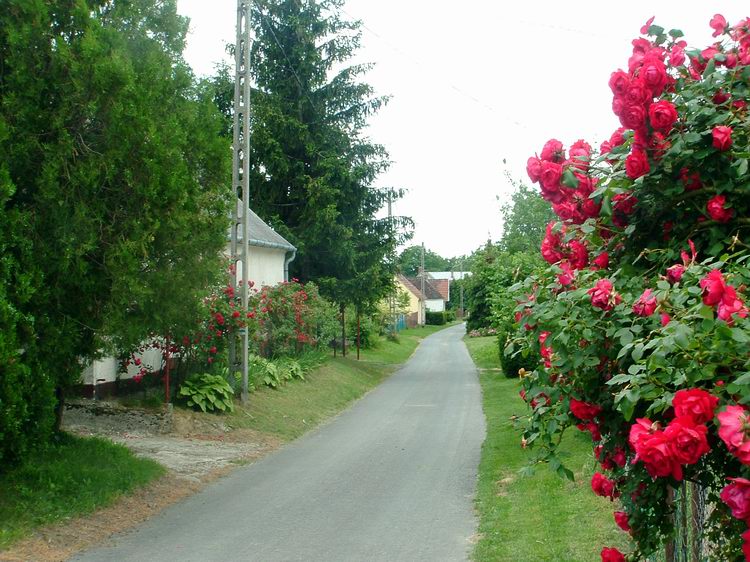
[720,477,750,521]
[592,252,610,270]
[540,139,566,163]
[718,405,750,464]
[640,16,656,35]
[700,269,728,306]
[717,285,748,323]
[660,312,671,326]
[568,240,589,270]
[588,279,622,311]
[710,14,727,37]
[632,288,657,317]
[672,389,719,424]
[526,157,542,183]
[706,194,733,223]
[666,264,685,284]
[712,125,733,151]
[541,222,564,264]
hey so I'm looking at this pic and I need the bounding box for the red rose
[539,161,564,201]
[214,312,225,325]
[625,149,650,179]
[614,511,631,532]
[568,139,591,171]
[664,416,710,465]
[570,398,603,421]
[660,312,671,326]
[541,223,564,264]
[679,168,702,191]
[673,389,719,424]
[592,252,609,270]
[716,285,748,323]
[700,269,728,306]
[712,125,733,150]
[601,547,626,562]
[632,288,657,317]
[619,103,647,129]
[588,279,621,311]
[232,310,241,318]
[625,79,651,106]
[641,56,668,95]
[591,472,616,499]
[526,156,542,183]
[540,139,566,163]
[706,194,733,223]
[608,70,630,97]
[711,14,727,37]
[568,239,588,270]
[720,478,750,521]
[669,44,686,66]
[610,127,627,147]
[648,100,678,132]
[666,264,685,284]
[638,429,683,480]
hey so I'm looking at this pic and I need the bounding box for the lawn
[227,323,456,441]
[0,433,165,550]
[464,335,628,562]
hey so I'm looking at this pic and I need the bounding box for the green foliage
[0,433,164,549]
[497,325,540,379]
[178,374,235,413]
[426,311,446,325]
[397,245,453,276]
[0,0,230,464]
[246,354,306,390]
[444,310,456,323]
[498,179,556,255]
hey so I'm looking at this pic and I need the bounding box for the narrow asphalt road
[72,324,485,562]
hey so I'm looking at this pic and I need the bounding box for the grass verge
[226,323,456,441]
[464,335,627,562]
[0,433,165,550]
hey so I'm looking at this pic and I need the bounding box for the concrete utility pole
[420,242,426,327]
[230,0,252,404]
[460,258,465,319]
[388,192,397,335]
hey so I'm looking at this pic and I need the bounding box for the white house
[79,208,296,398]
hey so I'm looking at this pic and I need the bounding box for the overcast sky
[177,1,748,258]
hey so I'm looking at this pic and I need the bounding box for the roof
[396,274,423,299]
[406,276,444,301]
[427,271,471,280]
[232,203,296,252]
[430,278,450,301]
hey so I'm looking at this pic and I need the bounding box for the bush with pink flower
[509,14,750,560]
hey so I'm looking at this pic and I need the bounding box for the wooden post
[164,334,171,404]
[341,304,346,358]
[356,309,361,360]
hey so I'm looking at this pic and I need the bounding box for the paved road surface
[72,324,485,562]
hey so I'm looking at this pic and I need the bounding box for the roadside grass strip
[464,335,627,562]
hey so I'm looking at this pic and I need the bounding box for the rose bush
[510,15,750,560]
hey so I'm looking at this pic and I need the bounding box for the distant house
[79,209,296,398]
[425,271,471,309]
[403,275,445,313]
[395,274,424,327]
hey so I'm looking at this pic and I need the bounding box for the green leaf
[668,29,684,38]
[732,328,750,343]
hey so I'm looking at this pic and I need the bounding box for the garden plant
[514,14,750,561]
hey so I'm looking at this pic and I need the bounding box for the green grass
[464,335,627,562]
[228,322,455,441]
[0,433,165,550]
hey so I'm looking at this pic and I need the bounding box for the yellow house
[395,274,425,328]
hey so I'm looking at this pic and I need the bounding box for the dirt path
[0,404,283,562]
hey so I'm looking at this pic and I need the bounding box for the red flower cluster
[632,288,657,317]
[700,269,748,322]
[601,546,626,562]
[591,472,617,500]
[588,279,621,311]
[629,389,715,480]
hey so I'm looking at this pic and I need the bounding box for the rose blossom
[570,398,603,421]
[718,405,750,464]
[614,511,631,532]
[664,416,710,465]
[592,252,610,270]
[591,472,616,499]
[588,279,621,311]
[608,70,630,97]
[619,103,647,130]
[660,312,671,326]
[666,264,685,284]
[648,100,678,132]
[716,285,748,323]
[625,149,650,179]
[601,547,626,562]
[526,156,542,183]
[700,269,728,306]
[712,125,733,150]
[711,14,727,37]
[706,194,733,223]
[641,55,668,96]
[568,239,588,270]
[632,288,657,317]
[541,222,564,264]
[540,138,566,163]
[679,168,702,191]
[672,388,719,424]
[720,478,750,521]
[568,139,591,171]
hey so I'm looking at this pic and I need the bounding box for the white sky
[177,1,748,258]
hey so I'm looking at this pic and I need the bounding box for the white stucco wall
[81,347,163,384]
[426,299,445,312]
[236,245,288,289]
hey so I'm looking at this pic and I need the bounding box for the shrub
[497,325,540,379]
[445,310,456,322]
[426,311,446,325]
[178,374,234,413]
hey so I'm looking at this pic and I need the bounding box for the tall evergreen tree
[244,0,411,309]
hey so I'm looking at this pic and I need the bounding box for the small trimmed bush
[426,311,446,325]
[498,326,540,379]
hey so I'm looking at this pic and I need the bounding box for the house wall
[425,299,445,312]
[396,278,424,326]
[80,245,290,392]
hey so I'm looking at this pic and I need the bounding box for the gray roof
[232,204,296,252]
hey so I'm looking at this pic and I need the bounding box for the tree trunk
[164,335,171,404]
[54,386,65,432]
[340,303,346,357]
[356,309,361,360]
